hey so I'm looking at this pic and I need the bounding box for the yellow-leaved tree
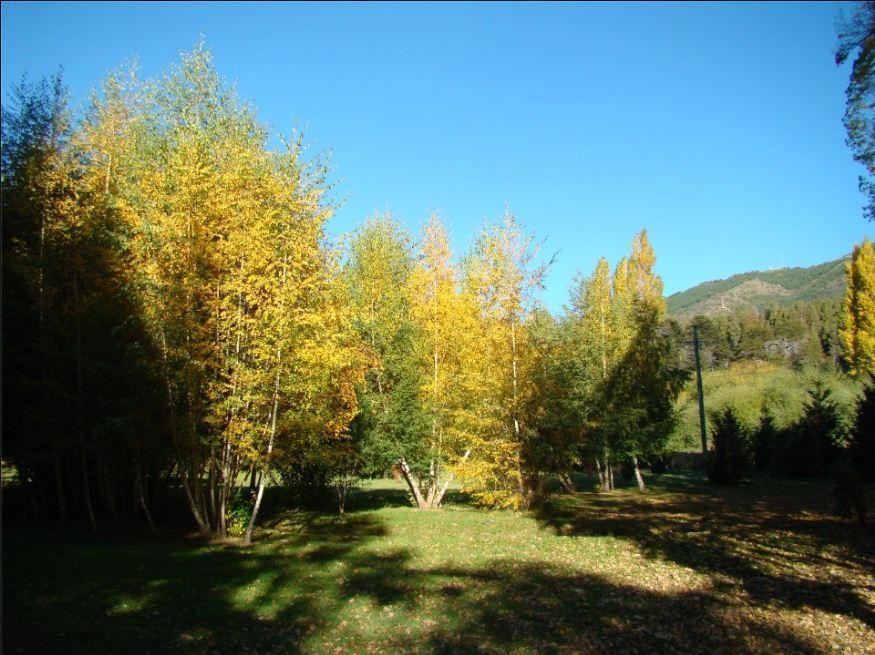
[78,43,365,540]
[462,212,549,508]
[841,236,875,377]
[403,214,476,508]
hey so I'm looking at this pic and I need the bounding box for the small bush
[226,489,255,537]
[707,407,751,485]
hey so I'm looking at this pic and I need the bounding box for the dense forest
[3,45,875,540]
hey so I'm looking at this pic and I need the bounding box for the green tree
[343,213,430,480]
[836,1,875,220]
[780,382,846,478]
[753,405,779,471]
[707,407,751,485]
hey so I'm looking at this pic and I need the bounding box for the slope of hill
[666,256,848,320]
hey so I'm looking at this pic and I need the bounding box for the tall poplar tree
[402,214,475,508]
[463,212,549,508]
[841,237,875,377]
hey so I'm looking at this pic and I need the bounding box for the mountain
[666,256,848,321]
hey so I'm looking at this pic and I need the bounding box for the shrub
[707,407,751,485]
[226,489,255,537]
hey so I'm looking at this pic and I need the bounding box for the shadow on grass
[534,476,875,633]
[5,475,874,654]
[3,512,396,655]
[4,526,847,655]
[423,561,827,655]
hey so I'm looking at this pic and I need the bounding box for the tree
[343,214,430,481]
[780,382,846,478]
[2,69,173,531]
[612,231,687,490]
[3,42,367,539]
[462,212,549,508]
[707,407,751,485]
[565,258,614,489]
[525,309,581,494]
[836,1,875,220]
[849,374,875,480]
[402,214,475,508]
[562,231,686,493]
[753,404,778,471]
[841,237,875,377]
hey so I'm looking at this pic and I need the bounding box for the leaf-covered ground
[4,473,874,654]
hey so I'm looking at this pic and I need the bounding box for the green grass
[4,475,874,654]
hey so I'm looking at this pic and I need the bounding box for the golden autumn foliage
[841,236,875,377]
[72,44,367,537]
[460,213,550,508]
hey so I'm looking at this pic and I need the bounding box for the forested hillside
[666,257,848,320]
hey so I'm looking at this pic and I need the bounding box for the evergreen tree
[753,404,778,471]
[707,407,751,485]
[781,382,846,477]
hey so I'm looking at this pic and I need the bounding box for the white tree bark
[398,457,427,508]
[633,455,646,491]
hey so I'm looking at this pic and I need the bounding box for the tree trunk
[606,457,614,491]
[338,487,347,516]
[136,455,156,531]
[73,270,97,533]
[433,449,471,507]
[595,458,605,490]
[398,458,427,508]
[181,474,212,538]
[217,442,233,540]
[558,472,576,494]
[425,459,438,507]
[632,455,646,491]
[244,356,281,546]
[206,453,219,534]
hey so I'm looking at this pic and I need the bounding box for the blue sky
[3,1,872,310]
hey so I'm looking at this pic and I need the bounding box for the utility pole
[692,324,708,454]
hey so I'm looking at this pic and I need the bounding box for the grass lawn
[4,473,874,654]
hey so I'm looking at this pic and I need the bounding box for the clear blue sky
[3,1,873,310]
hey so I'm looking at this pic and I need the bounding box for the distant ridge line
[666,255,848,320]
